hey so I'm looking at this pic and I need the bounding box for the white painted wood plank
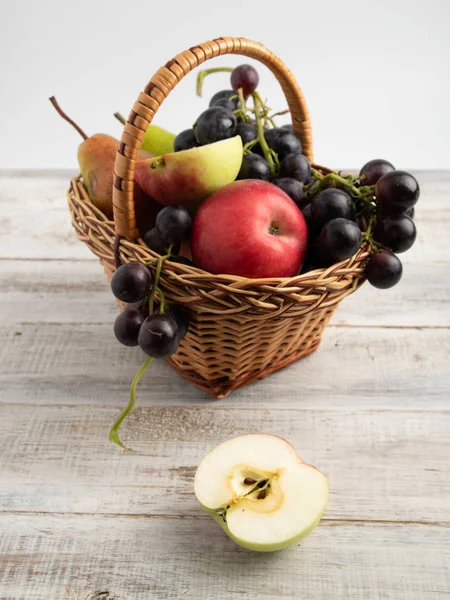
[0,170,92,261]
[1,259,449,328]
[0,170,447,263]
[1,322,448,409]
[0,514,449,600]
[0,405,449,524]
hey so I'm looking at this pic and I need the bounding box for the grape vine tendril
[109,249,171,450]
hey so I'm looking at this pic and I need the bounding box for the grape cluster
[237,124,311,207]
[173,64,420,292]
[302,159,419,290]
[111,261,190,358]
[112,204,193,357]
[142,204,193,264]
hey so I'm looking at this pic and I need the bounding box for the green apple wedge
[194,434,328,552]
[134,136,243,209]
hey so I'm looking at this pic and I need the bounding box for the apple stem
[252,92,277,177]
[196,67,233,97]
[108,356,153,450]
[49,96,88,140]
[150,157,165,169]
[114,112,127,125]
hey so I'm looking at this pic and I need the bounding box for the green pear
[194,434,328,552]
[134,136,243,209]
[50,97,161,231]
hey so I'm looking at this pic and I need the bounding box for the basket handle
[113,37,313,239]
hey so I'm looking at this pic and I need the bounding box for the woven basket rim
[70,173,370,290]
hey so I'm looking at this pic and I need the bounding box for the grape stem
[196,67,233,97]
[310,168,363,198]
[234,88,251,123]
[108,356,153,450]
[252,92,277,177]
[270,109,290,120]
[109,248,171,450]
[149,254,166,314]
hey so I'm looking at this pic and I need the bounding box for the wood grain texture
[1,323,448,409]
[0,170,449,599]
[1,404,449,524]
[1,515,449,600]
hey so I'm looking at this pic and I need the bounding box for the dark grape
[318,218,362,264]
[114,307,145,347]
[194,107,237,145]
[213,97,237,112]
[111,262,151,303]
[359,159,395,186]
[311,188,355,229]
[279,153,311,182]
[301,203,314,232]
[280,123,302,141]
[264,128,284,147]
[231,64,259,96]
[273,178,307,208]
[404,207,415,219]
[366,250,403,289]
[138,314,180,358]
[237,154,270,181]
[143,227,180,256]
[156,205,192,246]
[174,129,199,152]
[374,214,416,253]
[267,132,302,161]
[375,170,420,212]
[236,122,257,145]
[166,305,190,340]
[300,256,319,274]
[209,89,240,110]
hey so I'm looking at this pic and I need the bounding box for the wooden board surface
[0,170,449,600]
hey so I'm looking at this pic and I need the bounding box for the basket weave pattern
[67,37,370,398]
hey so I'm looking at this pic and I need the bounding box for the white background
[0,0,449,170]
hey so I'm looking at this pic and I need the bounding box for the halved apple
[194,434,328,552]
[134,136,243,209]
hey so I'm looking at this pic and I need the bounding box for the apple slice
[194,434,328,552]
[134,136,243,209]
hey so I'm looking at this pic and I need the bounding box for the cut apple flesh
[194,434,328,552]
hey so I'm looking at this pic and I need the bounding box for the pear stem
[49,96,88,140]
[114,112,127,125]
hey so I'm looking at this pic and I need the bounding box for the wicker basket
[67,36,370,398]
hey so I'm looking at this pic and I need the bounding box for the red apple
[191,180,308,278]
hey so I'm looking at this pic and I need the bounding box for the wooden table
[0,170,449,600]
